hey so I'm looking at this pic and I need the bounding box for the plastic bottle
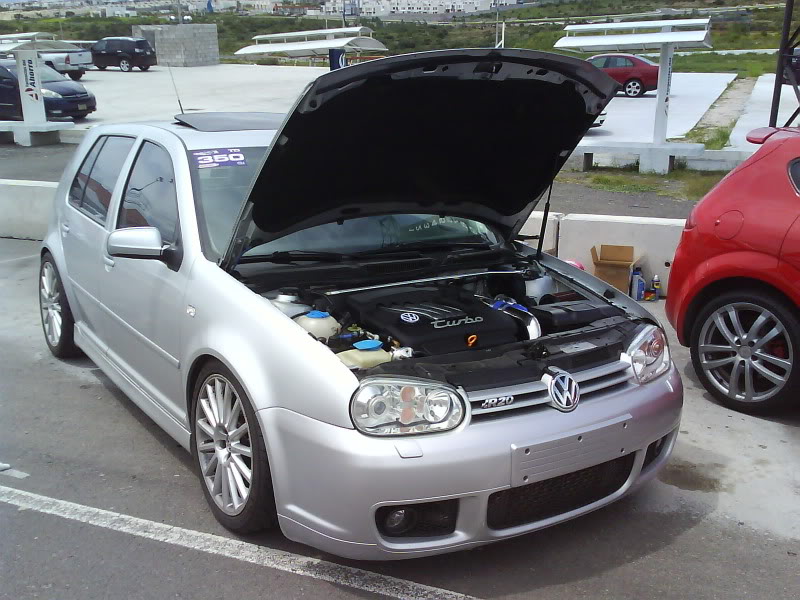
[630,268,646,301]
[293,310,341,341]
[652,274,661,299]
[337,339,392,369]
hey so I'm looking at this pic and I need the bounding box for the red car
[588,54,659,97]
[666,127,800,413]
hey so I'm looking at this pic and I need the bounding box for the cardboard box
[590,245,641,294]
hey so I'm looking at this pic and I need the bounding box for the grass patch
[586,174,660,194]
[683,124,735,150]
[559,168,728,202]
[670,53,777,79]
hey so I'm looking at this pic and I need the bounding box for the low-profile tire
[68,71,83,81]
[690,289,800,413]
[623,78,645,97]
[39,254,81,359]
[96,65,107,71]
[139,65,150,71]
[190,359,278,533]
[118,58,132,72]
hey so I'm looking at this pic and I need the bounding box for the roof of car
[101,37,147,42]
[174,112,285,132]
[590,53,639,58]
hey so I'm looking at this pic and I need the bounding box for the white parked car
[39,49,682,560]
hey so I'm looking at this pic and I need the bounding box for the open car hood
[222,49,618,269]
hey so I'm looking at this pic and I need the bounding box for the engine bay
[262,267,640,386]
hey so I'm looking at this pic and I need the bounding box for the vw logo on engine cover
[400,312,420,323]
[546,369,581,412]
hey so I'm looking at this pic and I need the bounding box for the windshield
[3,63,65,83]
[189,146,503,263]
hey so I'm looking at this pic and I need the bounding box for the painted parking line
[0,485,476,600]
[0,254,38,265]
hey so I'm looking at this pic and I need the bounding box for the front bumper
[46,96,96,118]
[259,365,682,560]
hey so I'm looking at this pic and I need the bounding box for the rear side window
[68,136,135,224]
[118,141,180,245]
[135,40,152,50]
[789,159,800,192]
[607,57,633,68]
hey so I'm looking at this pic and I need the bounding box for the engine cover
[340,286,522,355]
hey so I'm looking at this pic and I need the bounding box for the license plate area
[77,104,87,110]
[510,415,634,487]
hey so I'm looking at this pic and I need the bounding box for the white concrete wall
[0,179,57,241]
[519,210,563,254]
[558,214,686,295]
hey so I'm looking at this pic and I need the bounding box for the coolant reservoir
[337,339,392,369]
[525,275,557,302]
[293,310,340,341]
[271,290,312,318]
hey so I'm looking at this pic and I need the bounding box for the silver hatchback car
[40,49,682,560]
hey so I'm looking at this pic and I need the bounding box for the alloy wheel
[119,59,131,72]
[195,375,253,516]
[697,302,793,403]
[625,80,642,96]
[40,262,62,347]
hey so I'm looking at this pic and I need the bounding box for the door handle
[61,222,70,235]
[103,256,115,268]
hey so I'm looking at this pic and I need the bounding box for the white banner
[15,49,47,125]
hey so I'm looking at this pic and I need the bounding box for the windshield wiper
[353,241,495,257]
[238,250,349,264]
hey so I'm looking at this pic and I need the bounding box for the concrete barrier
[0,179,57,240]
[558,214,685,295]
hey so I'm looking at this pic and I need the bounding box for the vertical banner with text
[15,49,47,125]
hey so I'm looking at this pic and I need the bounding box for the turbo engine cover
[341,286,522,355]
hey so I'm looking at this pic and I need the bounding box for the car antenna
[166,62,185,114]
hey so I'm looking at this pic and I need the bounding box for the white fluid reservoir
[293,310,341,341]
[271,291,312,318]
[337,340,392,369]
[525,275,557,301]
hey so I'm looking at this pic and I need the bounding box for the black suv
[91,37,157,72]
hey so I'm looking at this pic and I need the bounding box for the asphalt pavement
[0,238,797,600]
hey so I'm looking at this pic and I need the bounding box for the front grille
[467,360,631,420]
[487,453,635,529]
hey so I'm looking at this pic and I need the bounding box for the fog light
[383,507,417,535]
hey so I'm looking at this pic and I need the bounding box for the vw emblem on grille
[546,369,580,413]
[400,312,420,323]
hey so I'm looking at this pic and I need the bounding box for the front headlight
[626,325,671,384]
[41,88,62,98]
[350,377,465,436]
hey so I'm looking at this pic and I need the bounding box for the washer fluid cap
[306,310,330,319]
[353,339,383,351]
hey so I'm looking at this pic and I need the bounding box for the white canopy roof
[0,39,86,53]
[252,26,374,43]
[556,18,712,52]
[235,36,387,58]
[555,30,712,52]
[0,32,56,41]
[564,18,710,33]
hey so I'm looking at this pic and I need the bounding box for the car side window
[118,141,180,246]
[789,159,800,192]
[68,136,134,223]
[590,57,607,68]
[107,40,120,52]
[93,40,106,52]
[621,58,635,68]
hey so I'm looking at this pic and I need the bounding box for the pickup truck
[0,33,93,80]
